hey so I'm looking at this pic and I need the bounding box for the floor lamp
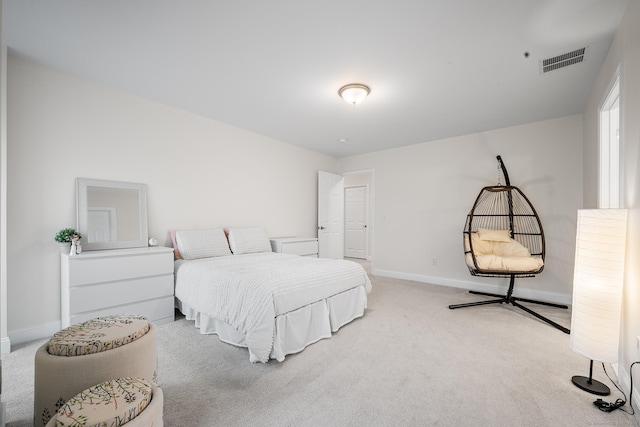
[570,209,627,395]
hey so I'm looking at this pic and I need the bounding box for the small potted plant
[55,228,82,254]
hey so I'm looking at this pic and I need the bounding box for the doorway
[88,207,118,242]
[317,169,374,263]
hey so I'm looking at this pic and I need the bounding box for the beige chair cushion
[52,377,152,427]
[48,315,150,357]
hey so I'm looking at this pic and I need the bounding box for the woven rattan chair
[449,156,569,334]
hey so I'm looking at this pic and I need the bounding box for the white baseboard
[372,268,572,306]
[0,337,9,356]
[8,320,61,348]
[617,362,640,424]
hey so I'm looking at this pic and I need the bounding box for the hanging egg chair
[449,155,569,334]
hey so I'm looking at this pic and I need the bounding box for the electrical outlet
[432,257,437,266]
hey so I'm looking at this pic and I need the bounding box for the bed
[172,227,372,363]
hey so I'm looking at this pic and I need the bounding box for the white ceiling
[2,0,628,158]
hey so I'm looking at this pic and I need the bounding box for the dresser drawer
[69,296,175,326]
[270,238,318,256]
[281,240,318,256]
[68,251,174,286]
[70,274,174,313]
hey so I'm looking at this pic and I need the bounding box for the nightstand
[270,237,318,257]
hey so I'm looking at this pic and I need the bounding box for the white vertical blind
[570,209,627,363]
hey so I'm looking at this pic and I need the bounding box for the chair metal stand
[448,274,570,334]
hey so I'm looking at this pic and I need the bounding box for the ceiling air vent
[540,47,587,74]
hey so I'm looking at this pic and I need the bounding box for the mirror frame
[76,178,149,251]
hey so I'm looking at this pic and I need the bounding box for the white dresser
[270,237,318,257]
[60,246,175,328]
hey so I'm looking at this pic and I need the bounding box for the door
[344,186,368,259]
[87,207,117,242]
[318,171,344,259]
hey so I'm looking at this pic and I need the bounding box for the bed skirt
[177,285,368,362]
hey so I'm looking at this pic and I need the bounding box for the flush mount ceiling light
[338,83,370,105]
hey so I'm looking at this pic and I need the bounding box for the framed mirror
[76,178,149,251]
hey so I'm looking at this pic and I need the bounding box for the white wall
[583,0,640,413]
[339,115,583,303]
[6,55,337,340]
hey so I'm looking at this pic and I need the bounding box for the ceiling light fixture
[338,83,370,105]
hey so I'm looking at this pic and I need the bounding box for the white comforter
[174,252,371,362]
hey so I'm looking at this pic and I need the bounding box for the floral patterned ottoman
[34,315,158,427]
[44,377,163,427]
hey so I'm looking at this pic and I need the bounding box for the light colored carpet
[2,270,638,426]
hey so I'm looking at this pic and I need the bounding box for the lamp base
[572,375,611,396]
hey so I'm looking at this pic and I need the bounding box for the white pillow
[492,239,532,258]
[476,228,512,242]
[468,233,495,256]
[227,227,272,255]
[175,228,231,260]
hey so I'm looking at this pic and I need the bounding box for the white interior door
[344,186,368,259]
[88,207,117,242]
[318,171,344,259]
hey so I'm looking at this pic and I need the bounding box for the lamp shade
[570,209,627,363]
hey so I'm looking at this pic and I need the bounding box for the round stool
[34,315,157,427]
[44,377,164,427]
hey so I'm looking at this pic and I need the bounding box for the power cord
[593,397,626,413]
[592,361,639,415]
